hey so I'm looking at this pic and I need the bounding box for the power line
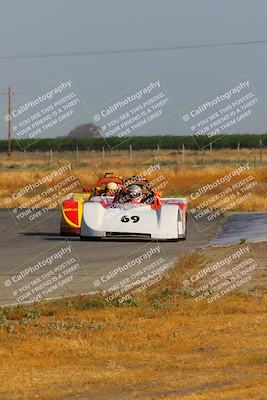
[1,39,267,60]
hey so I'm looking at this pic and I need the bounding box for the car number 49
[121,215,140,223]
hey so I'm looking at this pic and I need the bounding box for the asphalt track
[210,212,267,246]
[0,209,267,305]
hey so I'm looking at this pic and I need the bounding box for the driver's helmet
[106,182,118,191]
[128,184,142,200]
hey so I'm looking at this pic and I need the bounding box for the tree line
[0,134,266,151]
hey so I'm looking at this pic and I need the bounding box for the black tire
[80,236,89,241]
[80,236,101,241]
[60,231,75,236]
[179,225,187,240]
[179,235,187,241]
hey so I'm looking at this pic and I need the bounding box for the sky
[0,0,267,139]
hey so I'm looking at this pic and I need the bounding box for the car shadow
[20,232,81,241]
[20,232,176,243]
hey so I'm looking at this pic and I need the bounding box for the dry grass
[1,149,267,210]
[0,242,266,400]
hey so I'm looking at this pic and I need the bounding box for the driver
[105,181,119,196]
[94,181,119,196]
[127,184,143,203]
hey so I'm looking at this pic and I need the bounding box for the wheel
[80,236,101,241]
[177,210,187,240]
[179,224,187,240]
[80,236,89,241]
[60,231,74,236]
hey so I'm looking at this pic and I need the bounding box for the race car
[80,181,188,241]
[60,173,124,235]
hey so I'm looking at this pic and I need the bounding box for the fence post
[102,147,105,164]
[129,144,133,162]
[182,144,185,164]
[201,150,205,167]
[237,142,240,165]
[259,139,262,164]
[48,149,53,167]
[76,146,79,163]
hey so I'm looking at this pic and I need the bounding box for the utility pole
[3,86,15,157]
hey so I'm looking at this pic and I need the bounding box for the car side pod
[168,199,187,241]
[80,202,106,240]
[60,199,80,235]
[178,203,187,240]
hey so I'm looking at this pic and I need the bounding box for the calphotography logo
[90,74,176,148]
[181,244,260,304]
[2,160,82,232]
[179,75,265,148]
[92,243,172,303]
[3,75,88,150]
[0,242,86,304]
[184,162,267,231]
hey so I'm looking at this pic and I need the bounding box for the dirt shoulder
[0,242,266,400]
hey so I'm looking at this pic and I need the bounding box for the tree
[68,123,100,138]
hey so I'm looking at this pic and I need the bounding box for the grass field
[0,242,266,400]
[0,149,267,210]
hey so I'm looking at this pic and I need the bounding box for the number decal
[121,215,140,223]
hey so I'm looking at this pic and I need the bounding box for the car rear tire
[178,211,187,240]
[80,236,89,241]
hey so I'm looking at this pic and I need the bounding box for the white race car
[80,183,187,241]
